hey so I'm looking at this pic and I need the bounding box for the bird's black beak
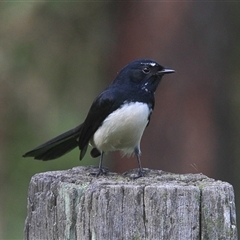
[157,68,175,75]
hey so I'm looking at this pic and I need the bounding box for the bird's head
[112,59,174,94]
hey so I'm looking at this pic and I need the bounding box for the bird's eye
[142,67,150,74]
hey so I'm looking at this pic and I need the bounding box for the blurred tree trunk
[110,2,233,180]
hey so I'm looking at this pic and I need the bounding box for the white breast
[91,102,150,155]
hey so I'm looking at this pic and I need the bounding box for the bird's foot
[132,169,146,179]
[90,167,109,177]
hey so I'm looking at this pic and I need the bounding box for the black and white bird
[23,59,174,178]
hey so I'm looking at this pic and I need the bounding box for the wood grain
[24,167,238,240]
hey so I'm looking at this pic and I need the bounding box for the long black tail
[23,125,82,161]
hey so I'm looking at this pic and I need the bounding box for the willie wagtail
[23,59,174,178]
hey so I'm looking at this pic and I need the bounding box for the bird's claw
[132,169,145,179]
[90,167,109,177]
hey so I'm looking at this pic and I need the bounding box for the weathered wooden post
[24,166,238,240]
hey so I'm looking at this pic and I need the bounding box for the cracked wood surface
[24,166,238,240]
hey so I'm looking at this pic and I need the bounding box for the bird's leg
[97,151,104,175]
[134,147,145,178]
[90,151,108,177]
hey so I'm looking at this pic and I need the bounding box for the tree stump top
[30,166,217,187]
[25,167,238,240]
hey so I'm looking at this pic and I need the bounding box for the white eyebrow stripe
[149,62,156,66]
[141,62,157,67]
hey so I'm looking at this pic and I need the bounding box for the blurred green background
[1,2,240,239]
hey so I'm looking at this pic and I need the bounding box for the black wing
[78,87,123,159]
